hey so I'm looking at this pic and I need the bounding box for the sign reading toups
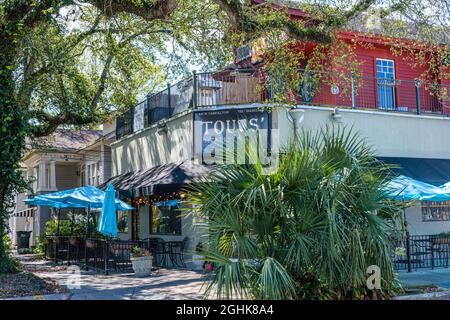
[194,108,273,166]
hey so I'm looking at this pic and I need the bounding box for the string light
[130,192,188,207]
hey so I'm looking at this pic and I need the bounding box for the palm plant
[188,126,404,300]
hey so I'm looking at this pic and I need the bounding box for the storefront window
[117,211,129,233]
[422,201,450,221]
[150,203,181,235]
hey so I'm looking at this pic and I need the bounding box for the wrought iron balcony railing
[115,68,450,140]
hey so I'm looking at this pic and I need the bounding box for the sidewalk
[12,268,206,300]
[395,268,450,300]
[8,255,208,300]
[397,268,450,289]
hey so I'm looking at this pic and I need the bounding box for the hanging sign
[193,108,271,165]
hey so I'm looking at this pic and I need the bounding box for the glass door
[376,59,396,110]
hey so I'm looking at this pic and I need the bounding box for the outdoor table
[165,241,183,267]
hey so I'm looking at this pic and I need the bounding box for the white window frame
[376,58,396,110]
[375,58,396,80]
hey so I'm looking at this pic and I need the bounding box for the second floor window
[85,162,100,186]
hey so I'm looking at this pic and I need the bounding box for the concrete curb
[3,292,73,300]
[394,290,450,300]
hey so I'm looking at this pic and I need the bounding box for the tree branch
[87,0,179,20]
[90,51,114,110]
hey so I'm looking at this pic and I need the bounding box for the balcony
[115,68,450,140]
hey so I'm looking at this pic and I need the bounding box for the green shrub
[191,126,405,300]
[44,212,103,238]
[33,212,104,257]
[290,267,334,300]
[437,231,450,237]
[32,235,46,257]
[0,235,18,274]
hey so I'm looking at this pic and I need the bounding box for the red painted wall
[304,43,442,112]
[237,1,449,114]
[268,40,447,114]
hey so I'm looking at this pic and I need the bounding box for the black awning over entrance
[379,157,450,186]
[102,161,210,198]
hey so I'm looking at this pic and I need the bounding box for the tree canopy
[2,0,448,136]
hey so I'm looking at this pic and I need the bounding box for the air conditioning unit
[236,44,252,62]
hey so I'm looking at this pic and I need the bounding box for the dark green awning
[379,157,450,186]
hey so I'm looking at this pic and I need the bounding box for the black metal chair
[169,237,188,268]
[144,237,169,267]
[108,242,125,272]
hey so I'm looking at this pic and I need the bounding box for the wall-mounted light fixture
[331,108,342,122]
[156,122,168,135]
[288,108,305,140]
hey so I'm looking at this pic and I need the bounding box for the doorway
[376,59,396,110]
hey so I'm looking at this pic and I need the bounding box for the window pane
[422,201,450,221]
[150,204,181,235]
[117,212,129,233]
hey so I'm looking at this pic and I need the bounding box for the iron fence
[44,236,160,274]
[45,234,450,274]
[84,238,109,272]
[115,108,134,140]
[44,235,69,262]
[68,236,85,265]
[392,234,450,272]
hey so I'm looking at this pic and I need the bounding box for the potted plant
[85,239,97,249]
[130,246,153,277]
[192,242,205,270]
[204,261,215,272]
[69,236,80,246]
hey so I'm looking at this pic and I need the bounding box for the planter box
[432,238,450,245]
[131,256,153,277]
[85,240,97,249]
[69,237,80,246]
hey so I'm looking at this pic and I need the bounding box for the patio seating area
[44,235,188,275]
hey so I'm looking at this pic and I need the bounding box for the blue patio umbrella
[24,186,133,235]
[98,184,118,238]
[439,182,450,192]
[25,197,84,208]
[24,186,134,211]
[24,197,86,235]
[385,175,450,202]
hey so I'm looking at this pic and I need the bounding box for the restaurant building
[105,3,450,254]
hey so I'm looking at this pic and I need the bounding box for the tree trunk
[0,29,28,273]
